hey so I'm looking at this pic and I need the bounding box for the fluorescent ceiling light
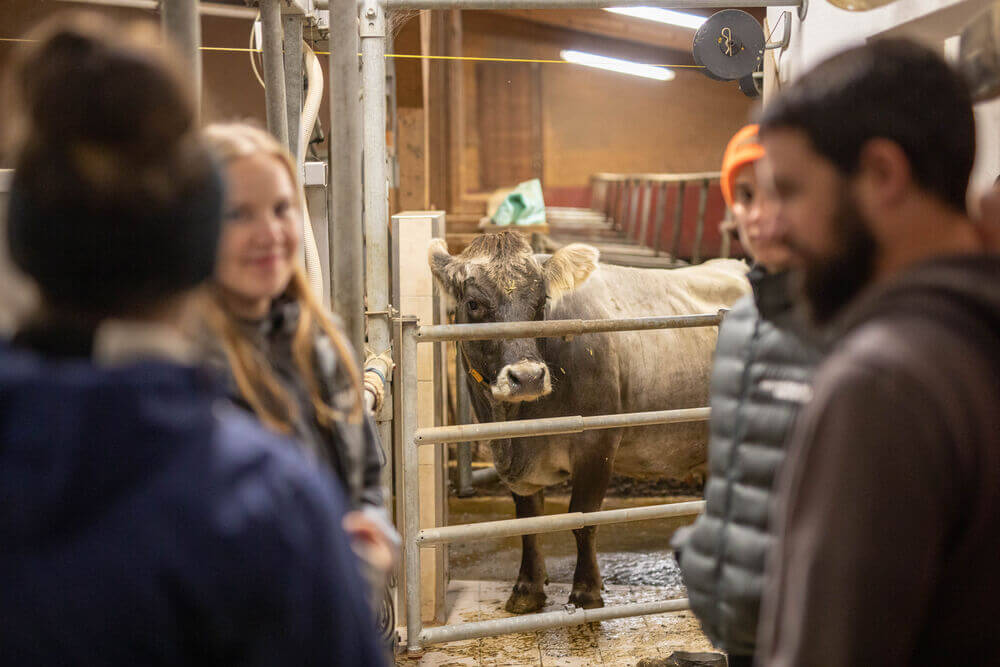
[604,7,708,31]
[560,49,675,81]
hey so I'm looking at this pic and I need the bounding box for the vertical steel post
[637,179,653,248]
[260,0,290,148]
[160,0,202,114]
[455,348,474,497]
[400,318,423,655]
[651,181,668,257]
[670,180,687,261]
[627,178,641,241]
[692,179,708,264]
[607,181,618,227]
[329,0,365,358]
[283,15,304,162]
[361,0,390,364]
[360,2,395,595]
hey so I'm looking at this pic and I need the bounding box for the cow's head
[429,231,599,403]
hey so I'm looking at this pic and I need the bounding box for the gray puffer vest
[676,267,821,656]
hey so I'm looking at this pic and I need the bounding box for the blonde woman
[201,122,397,580]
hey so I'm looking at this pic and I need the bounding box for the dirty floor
[450,495,698,591]
[397,579,714,666]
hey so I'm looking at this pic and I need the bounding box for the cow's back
[546,259,749,481]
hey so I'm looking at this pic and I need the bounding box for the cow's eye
[466,299,480,312]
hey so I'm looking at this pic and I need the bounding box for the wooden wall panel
[475,62,538,191]
[462,12,755,190]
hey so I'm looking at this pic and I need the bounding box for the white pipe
[300,42,326,301]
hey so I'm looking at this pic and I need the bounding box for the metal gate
[396,311,727,655]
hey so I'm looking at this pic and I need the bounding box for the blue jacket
[0,342,385,666]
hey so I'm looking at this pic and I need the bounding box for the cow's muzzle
[492,360,552,402]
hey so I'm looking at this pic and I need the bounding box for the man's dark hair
[759,38,975,212]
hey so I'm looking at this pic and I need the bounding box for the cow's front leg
[505,489,548,614]
[568,451,613,609]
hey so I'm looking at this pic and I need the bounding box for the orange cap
[720,124,765,208]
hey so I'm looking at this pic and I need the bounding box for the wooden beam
[446,10,466,213]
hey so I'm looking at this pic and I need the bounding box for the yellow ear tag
[469,368,484,384]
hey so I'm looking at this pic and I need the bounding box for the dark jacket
[206,298,384,510]
[758,254,1000,667]
[678,268,821,656]
[0,332,385,666]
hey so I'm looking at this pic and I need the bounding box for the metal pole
[283,16,304,162]
[670,180,686,261]
[627,178,641,241]
[260,0,290,148]
[329,0,365,358]
[455,349,475,497]
[360,0,395,545]
[361,0,391,371]
[386,0,799,8]
[160,0,202,113]
[416,406,711,445]
[417,311,725,342]
[420,598,691,645]
[400,318,423,656]
[608,180,620,228]
[651,182,668,256]
[418,499,705,544]
[637,179,653,248]
[471,466,500,486]
[692,178,709,264]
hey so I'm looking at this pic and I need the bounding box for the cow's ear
[428,238,461,299]
[541,243,599,305]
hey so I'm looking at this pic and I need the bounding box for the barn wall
[767,0,999,208]
[461,12,756,192]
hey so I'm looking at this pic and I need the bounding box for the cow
[429,230,749,614]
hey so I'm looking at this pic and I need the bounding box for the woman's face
[215,153,300,318]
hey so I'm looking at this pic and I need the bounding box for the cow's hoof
[568,589,604,609]
[504,586,546,614]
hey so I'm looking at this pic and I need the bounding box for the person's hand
[342,510,399,577]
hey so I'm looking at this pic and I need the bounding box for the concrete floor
[396,579,715,666]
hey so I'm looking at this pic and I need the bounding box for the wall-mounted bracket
[764,10,792,52]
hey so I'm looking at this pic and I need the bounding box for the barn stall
[3,0,999,665]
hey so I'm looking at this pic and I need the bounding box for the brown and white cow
[429,231,748,613]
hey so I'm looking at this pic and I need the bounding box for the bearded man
[755,39,1000,667]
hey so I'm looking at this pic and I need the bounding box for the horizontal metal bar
[592,171,721,184]
[419,598,691,645]
[390,0,795,8]
[417,312,724,343]
[416,406,710,445]
[471,466,500,486]
[417,500,705,544]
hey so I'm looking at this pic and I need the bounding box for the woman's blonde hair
[203,122,363,430]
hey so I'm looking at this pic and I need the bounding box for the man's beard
[793,192,878,327]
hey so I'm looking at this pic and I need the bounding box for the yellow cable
[0,37,704,68]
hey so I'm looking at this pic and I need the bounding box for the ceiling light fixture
[560,49,675,81]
